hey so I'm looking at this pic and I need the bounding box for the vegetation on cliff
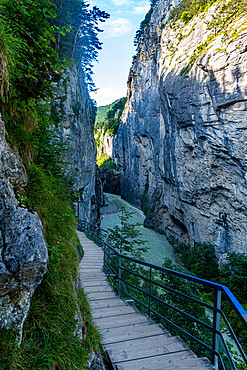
[134,0,159,47]
[95,97,126,168]
[119,0,247,363]
[170,0,247,75]
[0,0,108,367]
[95,97,127,135]
[170,0,247,24]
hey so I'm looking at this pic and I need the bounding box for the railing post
[212,289,221,369]
[103,243,106,273]
[148,267,152,317]
[95,227,98,245]
[118,255,122,298]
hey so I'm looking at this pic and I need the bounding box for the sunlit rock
[113,0,247,261]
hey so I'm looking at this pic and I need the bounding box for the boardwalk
[78,231,214,369]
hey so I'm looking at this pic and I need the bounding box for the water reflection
[100,193,176,266]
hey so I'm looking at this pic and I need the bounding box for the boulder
[0,116,48,338]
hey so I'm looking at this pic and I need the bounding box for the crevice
[1,225,13,276]
[216,98,246,110]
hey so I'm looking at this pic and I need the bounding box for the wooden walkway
[77,231,214,370]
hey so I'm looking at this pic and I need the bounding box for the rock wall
[98,131,114,158]
[53,65,102,223]
[99,168,121,195]
[0,116,48,337]
[0,64,101,336]
[114,0,247,261]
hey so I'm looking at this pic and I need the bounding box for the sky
[88,0,151,107]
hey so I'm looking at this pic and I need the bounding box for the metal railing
[79,220,247,370]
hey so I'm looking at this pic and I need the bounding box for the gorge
[111,0,247,264]
[0,0,247,367]
[0,0,106,366]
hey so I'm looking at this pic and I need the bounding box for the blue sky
[89,0,150,106]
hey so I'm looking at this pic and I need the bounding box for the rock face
[53,65,102,223]
[114,0,247,261]
[99,168,121,195]
[0,116,48,336]
[98,131,114,158]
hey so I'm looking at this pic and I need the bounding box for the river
[100,193,176,265]
[100,193,240,358]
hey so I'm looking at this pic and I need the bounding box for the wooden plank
[116,352,213,369]
[93,305,137,319]
[87,292,118,301]
[77,231,214,370]
[90,300,131,311]
[94,313,149,330]
[101,322,165,343]
[107,337,189,364]
[82,280,109,287]
[84,286,115,294]
[106,334,183,352]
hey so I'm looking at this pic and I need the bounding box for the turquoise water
[101,193,176,266]
[101,193,240,355]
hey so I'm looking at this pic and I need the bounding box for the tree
[52,0,109,89]
[108,206,148,259]
[220,252,247,302]
[134,0,159,47]
[0,0,59,101]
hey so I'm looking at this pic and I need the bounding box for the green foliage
[205,0,247,34]
[0,12,24,97]
[170,0,247,74]
[105,97,127,135]
[174,241,247,303]
[0,259,101,369]
[174,241,220,281]
[173,239,247,356]
[170,0,217,23]
[0,142,102,367]
[99,212,246,366]
[95,101,118,127]
[0,0,59,101]
[181,11,191,23]
[98,157,117,169]
[134,0,159,47]
[95,97,126,168]
[95,97,127,134]
[170,0,246,26]
[0,158,102,367]
[52,0,109,88]
[157,259,212,358]
[97,153,110,167]
[181,35,213,74]
[220,252,247,302]
[108,206,148,258]
[0,0,105,366]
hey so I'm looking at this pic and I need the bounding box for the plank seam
[94,312,140,320]
[94,312,136,320]
[99,320,151,331]
[102,332,167,345]
[90,304,129,311]
[112,348,191,365]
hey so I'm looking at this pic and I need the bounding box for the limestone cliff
[0,64,101,336]
[114,0,247,261]
[98,131,114,158]
[0,117,48,337]
[53,65,102,223]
